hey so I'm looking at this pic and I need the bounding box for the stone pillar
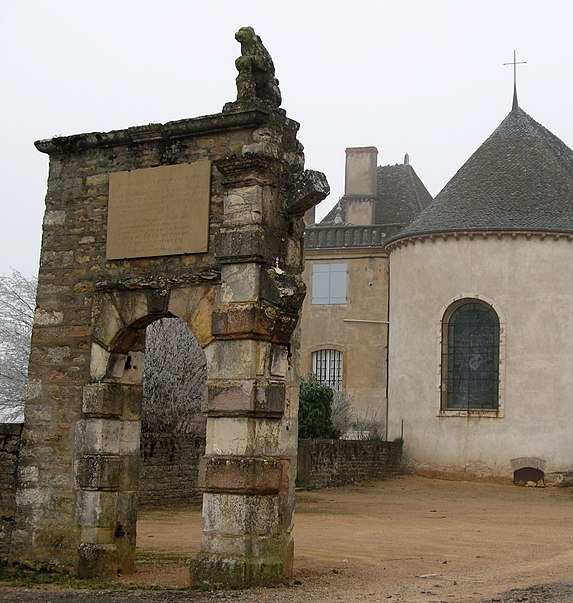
[76,382,141,576]
[190,151,306,587]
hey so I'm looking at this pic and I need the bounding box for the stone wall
[138,434,205,506]
[137,436,402,506]
[296,439,402,490]
[0,423,23,563]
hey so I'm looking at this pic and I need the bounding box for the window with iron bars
[312,349,343,391]
[441,299,500,411]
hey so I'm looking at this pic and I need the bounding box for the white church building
[385,93,573,481]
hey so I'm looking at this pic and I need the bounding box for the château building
[302,92,573,482]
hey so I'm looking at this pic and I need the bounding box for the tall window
[312,349,343,390]
[441,300,499,411]
[311,263,347,304]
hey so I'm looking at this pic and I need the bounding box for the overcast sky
[2,0,573,277]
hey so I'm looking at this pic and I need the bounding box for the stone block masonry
[296,439,402,490]
[11,28,328,587]
[138,434,205,507]
[0,423,22,564]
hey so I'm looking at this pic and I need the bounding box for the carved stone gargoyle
[287,169,330,216]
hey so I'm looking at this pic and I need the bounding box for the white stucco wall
[387,235,573,478]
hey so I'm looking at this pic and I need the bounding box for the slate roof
[389,106,573,242]
[375,164,433,224]
[321,163,432,226]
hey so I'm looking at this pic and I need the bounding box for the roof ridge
[404,163,428,212]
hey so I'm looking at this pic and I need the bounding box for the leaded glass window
[312,349,343,390]
[442,300,499,411]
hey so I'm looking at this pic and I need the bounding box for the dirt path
[120,475,573,602]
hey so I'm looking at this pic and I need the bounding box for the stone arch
[89,286,216,382]
[511,457,546,486]
[77,285,217,575]
[11,72,327,587]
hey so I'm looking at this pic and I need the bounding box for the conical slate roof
[389,106,573,243]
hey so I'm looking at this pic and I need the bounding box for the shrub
[352,409,385,441]
[298,375,338,439]
[331,390,354,438]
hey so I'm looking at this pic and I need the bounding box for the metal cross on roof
[503,50,526,111]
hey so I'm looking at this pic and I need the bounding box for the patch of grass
[135,550,194,563]
[0,565,116,589]
[0,564,228,593]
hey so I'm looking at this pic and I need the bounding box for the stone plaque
[106,160,211,260]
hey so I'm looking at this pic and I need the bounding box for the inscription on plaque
[106,160,211,260]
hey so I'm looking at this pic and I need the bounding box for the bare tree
[141,317,207,434]
[331,389,354,438]
[0,270,207,431]
[0,270,36,422]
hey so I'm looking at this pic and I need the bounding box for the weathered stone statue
[231,26,282,108]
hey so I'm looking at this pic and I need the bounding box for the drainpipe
[385,255,390,441]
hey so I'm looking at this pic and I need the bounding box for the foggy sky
[2,0,573,277]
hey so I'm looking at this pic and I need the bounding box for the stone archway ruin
[10,28,328,587]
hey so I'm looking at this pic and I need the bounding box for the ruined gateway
[10,27,328,587]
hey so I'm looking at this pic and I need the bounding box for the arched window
[441,300,500,411]
[312,349,343,390]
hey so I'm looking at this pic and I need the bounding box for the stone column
[76,381,141,576]
[191,152,304,587]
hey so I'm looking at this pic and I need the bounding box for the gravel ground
[3,476,572,602]
[480,582,573,603]
[2,582,573,603]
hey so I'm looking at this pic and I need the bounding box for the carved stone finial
[334,202,344,224]
[229,26,282,110]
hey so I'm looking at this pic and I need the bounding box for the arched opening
[77,286,215,578]
[121,316,208,580]
[513,467,545,487]
[141,317,207,435]
[108,314,208,574]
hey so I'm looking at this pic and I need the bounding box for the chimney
[343,147,378,225]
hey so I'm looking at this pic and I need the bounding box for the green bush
[298,375,339,439]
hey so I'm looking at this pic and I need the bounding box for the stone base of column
[190,537,293,588]
[77,543,118,578]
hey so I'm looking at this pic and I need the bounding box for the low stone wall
[1,429,400,530]
[296,439,403,490]
[138,433,205,507]
[138,435,402,504]
[0,423,23,563]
